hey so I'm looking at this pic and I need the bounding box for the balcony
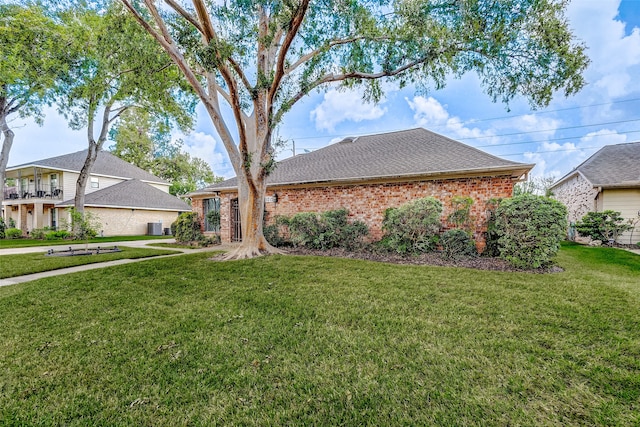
[3,185,64,201]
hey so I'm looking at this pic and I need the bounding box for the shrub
[447,196,474,232]
[45,230,71,240]
[172,212,203,243]
[440,229,477,259]
[5,228,23,239]
[482,198,502,257]
[0,217,5,239]
[286,208,368,250]
[62,208,100,240]
[494,194,567,269]
[382,197,443,254]
[575,210,632,243]
[30,227,55,240]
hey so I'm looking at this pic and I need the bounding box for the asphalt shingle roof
[8,150,168,184]
[195,128,533,193]
[563,142,640,187]
[57,179,191,211]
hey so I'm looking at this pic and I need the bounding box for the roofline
[5,165,169,186]
[550,169,591,189]
[194,164,535,194]
[594,182,640,189]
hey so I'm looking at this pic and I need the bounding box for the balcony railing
[3,185,63,201]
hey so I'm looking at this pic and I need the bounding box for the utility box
[147,222,162,236]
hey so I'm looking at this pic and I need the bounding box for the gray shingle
[57,179,191,211]
[570,142,640,187]
[195,128,533,193]
[8,150,168,184]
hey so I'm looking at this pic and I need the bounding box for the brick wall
[196,175,517,250]
[551,174,598,223]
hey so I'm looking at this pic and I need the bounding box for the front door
[231,198,242,242]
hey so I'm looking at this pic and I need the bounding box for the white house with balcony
[2,150,190,236]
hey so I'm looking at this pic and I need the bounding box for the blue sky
[7,0,640,182]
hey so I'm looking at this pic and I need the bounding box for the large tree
[56,3,196,216]
[121,0,588,259]
[110,108,220,196]
[0,3,70,197]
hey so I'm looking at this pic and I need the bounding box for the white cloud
[406,96,497,142]
[580,129,627,146]
[181,131,234,178]
[310,89,387,131]
[566,0,640,98]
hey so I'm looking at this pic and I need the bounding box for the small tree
[575,211,633,243]
[495,194,567,269]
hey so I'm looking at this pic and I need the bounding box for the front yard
[0,244,638,425]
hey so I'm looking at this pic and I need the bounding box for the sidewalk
[0,240,237,287]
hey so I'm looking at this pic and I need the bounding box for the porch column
[34,202,44,229]
[18,204,28,233]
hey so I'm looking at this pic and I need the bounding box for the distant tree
[55,3,196,219]
[514,176,557,197]
[0,3,71,194]
[109,108,221,196]
[122,0,589,259]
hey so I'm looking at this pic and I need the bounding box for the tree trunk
[74,141,99,217]
[0,112,14,202]
[222,171,284,260]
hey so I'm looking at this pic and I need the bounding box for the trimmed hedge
[494,194,567,269]
[381,197,443,254]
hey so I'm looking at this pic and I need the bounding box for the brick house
[190,128,534,249]
[550,141,640,244]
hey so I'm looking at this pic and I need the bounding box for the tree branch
[274,53,438,124]
[164,0,203,34]
[269,0,311,106]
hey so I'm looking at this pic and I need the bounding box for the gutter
[201,164,536,193]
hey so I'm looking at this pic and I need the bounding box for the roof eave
[197,164,535,194]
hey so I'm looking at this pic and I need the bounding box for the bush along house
[189,128,534,251]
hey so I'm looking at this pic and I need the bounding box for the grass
[0,235,172,249]
[0,244,638,425]
[0,247,181,279]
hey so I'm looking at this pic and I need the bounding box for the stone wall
[196,175,518,250]
[552,173,598,223]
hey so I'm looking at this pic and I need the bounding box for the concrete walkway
[0,239,237,287]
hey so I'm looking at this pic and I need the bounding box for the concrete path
[0,240,237,287]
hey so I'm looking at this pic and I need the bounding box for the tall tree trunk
[74,140,99,216]
[0,111,14,202]
[223,171,283,259]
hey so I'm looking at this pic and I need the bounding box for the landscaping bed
[285,247,565,273]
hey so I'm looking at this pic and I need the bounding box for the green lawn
[0,235,172,249]
[0,244,638,425]
[0,247,181,279]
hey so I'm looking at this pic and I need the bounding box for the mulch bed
[285,247,564,273]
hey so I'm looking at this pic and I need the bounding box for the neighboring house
[550,141,640,244]
[2,150,190,236]
[190,128,534,250]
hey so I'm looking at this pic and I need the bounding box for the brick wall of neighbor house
[83,207,181,236]
[552,174,598,223]
[199,175,517,249]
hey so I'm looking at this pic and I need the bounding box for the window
[203,198,221,232]
[91,177,99,188]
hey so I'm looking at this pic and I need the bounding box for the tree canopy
[121,0,588,259]
[0,3,72,196]
[55,2,198,214]
[109,108,220,197]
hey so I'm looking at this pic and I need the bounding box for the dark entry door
[231,198,242,242]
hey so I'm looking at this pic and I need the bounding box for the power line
[456,118,640,141]
[285,97,640,141]
[475,129,640,148]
